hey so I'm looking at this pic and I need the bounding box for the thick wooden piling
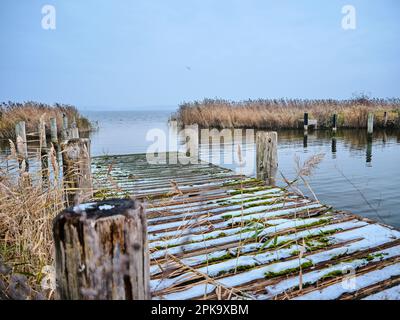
[50,117,58,144]
[61,138,92,205]
[53,199,150,300]
[256,131,278,184]
[367,113,374,134]
[15,121,28,170]
[332,114,337,132]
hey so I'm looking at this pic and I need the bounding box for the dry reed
[0,145,63,299]
[0,101,91,139]
[175,97,400,129]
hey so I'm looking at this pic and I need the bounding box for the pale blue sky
[0,0,399,110]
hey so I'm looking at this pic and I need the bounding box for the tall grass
[0,145,64,299]
[175,98,400,129]
[0,101,91,139]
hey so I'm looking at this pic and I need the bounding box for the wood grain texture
[53,199,150,300]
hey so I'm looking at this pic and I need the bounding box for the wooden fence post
[62,114,69,140]
[256,131,278,184]
[61,138,92,206]
[50,117,58,144]
[367,113,374,134]
[53,199,150,300]
[15,121,28,170]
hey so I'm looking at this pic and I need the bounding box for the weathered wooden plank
[91,153,400,300]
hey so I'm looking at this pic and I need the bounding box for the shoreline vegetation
[0,101,91,139]
[174,98,400,129]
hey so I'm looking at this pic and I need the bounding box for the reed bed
[175,98,400,129]
[0,145,65,299]
[0,101,91,139]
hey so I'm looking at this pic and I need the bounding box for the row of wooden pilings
[14,114,92,205]
[13,115,150,299]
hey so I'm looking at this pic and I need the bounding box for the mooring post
[303,113,309,132]
[332,114,337,133]
[367,113,374,135]
[50,117,58,145]
[15,121,28,170]
[53,199,150,300]
[256,131,278,185]
[61,138,92,206]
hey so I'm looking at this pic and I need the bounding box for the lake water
[1,110,399,228]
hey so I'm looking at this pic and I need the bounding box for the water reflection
[366,135,373,166]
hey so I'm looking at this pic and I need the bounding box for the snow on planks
[92,153,400,300]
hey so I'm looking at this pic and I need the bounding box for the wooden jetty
[90,152,400,300]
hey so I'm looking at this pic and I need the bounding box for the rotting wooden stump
[53,199,150,300]
[61,138,92,205]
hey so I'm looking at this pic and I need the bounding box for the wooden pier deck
[91,153,400,300]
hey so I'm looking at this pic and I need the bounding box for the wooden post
[50,118,58,144]
[62,114,69,140]
[383,111,388,128]
[15,121,28,170]
[53,199,150,300]
[303,113,309,132]
[256,131,278,184]
[39,119,49,180]
[61,138,92,206]
[367,113,374,135]
[332,114,337,132]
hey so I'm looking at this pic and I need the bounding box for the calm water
[1,110,399,228]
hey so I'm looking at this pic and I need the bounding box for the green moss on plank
[320,270,343,280]
[264,261,313,279]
